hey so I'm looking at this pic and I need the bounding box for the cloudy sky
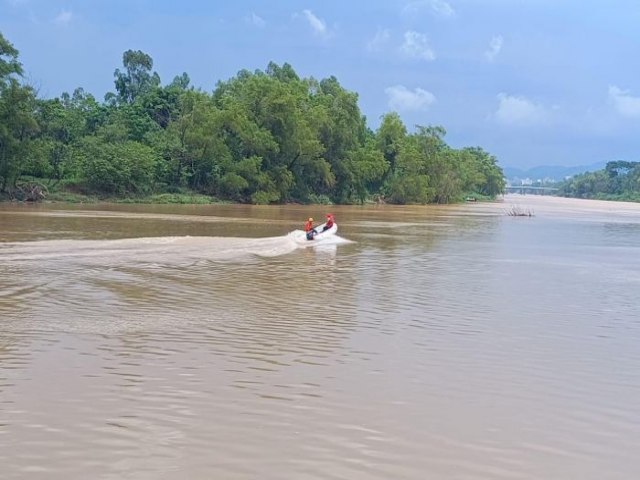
[1,0,639,169]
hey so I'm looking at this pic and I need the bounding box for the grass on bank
[2,177,224,204]
[45,190,221,204]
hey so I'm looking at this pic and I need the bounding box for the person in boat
[304,217,317,240]
[322,213,335,232]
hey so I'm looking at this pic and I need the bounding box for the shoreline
[0,191,226,205]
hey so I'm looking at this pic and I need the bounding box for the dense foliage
[558,161,640,202]
[0,32,504,204]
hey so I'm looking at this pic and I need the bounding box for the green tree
[385,139,433,204]
[462,147,505,196]
[0,80,38,191]
[74,135,158,194]
[109,50,160,104]
[214,66,326,202]
[344,140,388,203]
[0,32,23,82]
[167,90,231,192]
[559,161,640,200]
[0,33,37,192]
[376,112,407,175]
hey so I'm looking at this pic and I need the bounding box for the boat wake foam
[0,231,353,266]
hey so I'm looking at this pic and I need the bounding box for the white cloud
[495,93,547,125]
[400,31,435,61]
[385,85,436,111]
[485,35,503,62]
[402,0,455,18]
[367,28,391,52]
[608,85,640,118]
[429,0,455,17]
[246,12,266,28]
[53,10,72,26]
[301,9,330,38]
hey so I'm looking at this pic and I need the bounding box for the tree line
[558,161,640,202]
[0,32,505,204]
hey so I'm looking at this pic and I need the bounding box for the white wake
[0,231,353,265]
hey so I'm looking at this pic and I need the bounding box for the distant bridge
[505,186,559,195]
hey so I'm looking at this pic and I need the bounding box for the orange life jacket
[304,220,314,232]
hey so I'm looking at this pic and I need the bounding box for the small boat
[306,222,337,241]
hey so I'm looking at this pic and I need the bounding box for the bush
[76,138,158,194]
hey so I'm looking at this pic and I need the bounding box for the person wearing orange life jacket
[304,217,317,240]
[322,213,335,232]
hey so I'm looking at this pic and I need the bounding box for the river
[1,195,639,479]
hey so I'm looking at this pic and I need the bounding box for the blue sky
[1,0,639,169]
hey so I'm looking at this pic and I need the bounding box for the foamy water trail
[0,231,353,266]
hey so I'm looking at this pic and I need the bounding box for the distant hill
[502,161,607,182]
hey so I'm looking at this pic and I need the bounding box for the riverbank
[0,183,494,206]
[1,192,221,204]
[49,191,222,205]
[0,183,224,205]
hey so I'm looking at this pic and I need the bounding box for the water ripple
[2,200,640,479]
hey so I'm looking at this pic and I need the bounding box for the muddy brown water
[1,195,639,479]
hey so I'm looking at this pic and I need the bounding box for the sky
[1,0,640,169]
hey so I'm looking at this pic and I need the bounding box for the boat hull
[305,223,337,241]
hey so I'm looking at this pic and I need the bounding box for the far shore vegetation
[1,31,506,205]
[556,161,640,203]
